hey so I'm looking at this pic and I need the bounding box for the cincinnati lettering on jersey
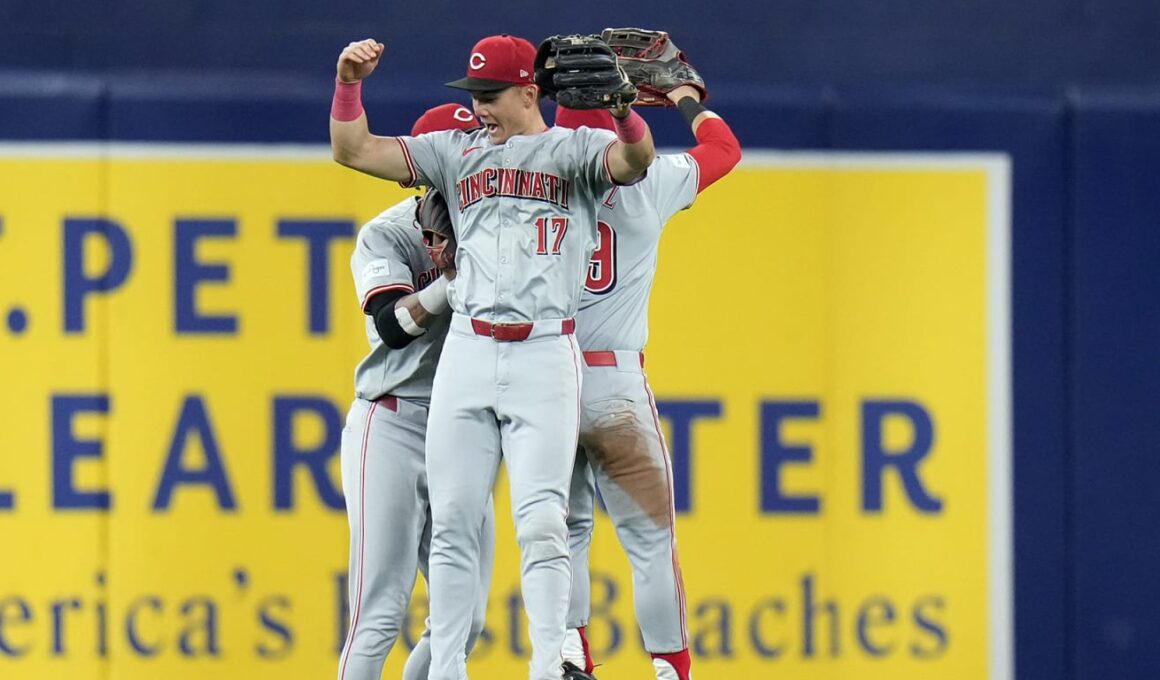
[416,266,439,289]
[456,168,570,212]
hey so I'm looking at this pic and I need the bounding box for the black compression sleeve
[677,96,708,127]
[366,289,418,350]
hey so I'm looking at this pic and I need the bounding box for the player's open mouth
[486,123,499,134]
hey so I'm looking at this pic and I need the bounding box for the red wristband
[331,77,364,122]
[613,110,647,144]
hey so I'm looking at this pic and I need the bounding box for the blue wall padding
[1070,87,1160,680]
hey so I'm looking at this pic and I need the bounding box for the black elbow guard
[366,290,418,350]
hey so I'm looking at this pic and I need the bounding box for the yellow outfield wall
[0,147,1010,680]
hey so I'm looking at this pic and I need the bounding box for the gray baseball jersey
[398,126,618,322]
[576,152,699,352]
[397,125,624,680]
[564,151,703,669]
[350,196,450,405]
[340,196,494,680]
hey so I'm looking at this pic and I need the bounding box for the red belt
[470,318,575,342]
[374,395,398,411]
[583,351,645,368]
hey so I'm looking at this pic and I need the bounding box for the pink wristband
[331,77,364,122]
[613,110,646,144]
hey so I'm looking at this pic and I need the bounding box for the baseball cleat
[562,661,598,679]
[652,657,688,680]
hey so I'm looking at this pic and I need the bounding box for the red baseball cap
[412,103,480,135]
[446,34,537,92]
[554,105,615,132]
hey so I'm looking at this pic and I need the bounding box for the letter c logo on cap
[453,107,474,122]
[469,52,486,70]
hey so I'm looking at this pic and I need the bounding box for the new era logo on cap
[447,35,537,92]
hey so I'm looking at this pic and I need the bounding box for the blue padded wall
[1070,88,1160,680]
[0,73,106,140]
[4,0,1160,85]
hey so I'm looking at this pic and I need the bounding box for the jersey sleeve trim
[688,152,701,204]
[396,137,418,188]
[361,283,416,312]
[604,139,647,187]
[602,139,615,185]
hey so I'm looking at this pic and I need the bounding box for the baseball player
[553,56,742,680]
[329,33,655,680]
[336,103,497,680]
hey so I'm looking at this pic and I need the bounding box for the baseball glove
[600,28,707,107]
[534,34,638,110]
[416,190,455,271]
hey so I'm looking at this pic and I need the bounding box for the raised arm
[667,85,742,193]
[604,105,656,185]
[329,39,414,182]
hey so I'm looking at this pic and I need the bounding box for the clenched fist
[337,39,384,83]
